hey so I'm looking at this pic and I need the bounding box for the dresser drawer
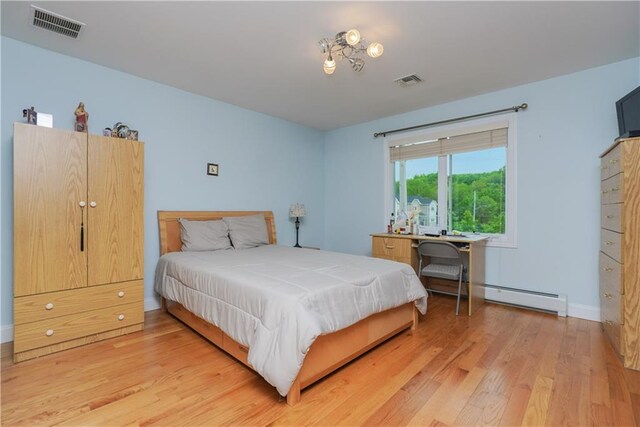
[601,143,622,181]
[601,203,623,233]
[600,252,623,294]
[14,301,143,353]
[601,173,624,205]
[14,280,143,326]
[372,236,412,259]
[601,269,623,355]
[601,229,622,263]
[602,316,623,356]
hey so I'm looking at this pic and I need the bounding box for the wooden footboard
[163,298,417,405]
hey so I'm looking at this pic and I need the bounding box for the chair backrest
[417,240,461,262]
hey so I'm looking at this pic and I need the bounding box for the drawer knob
[117,291,125,298]
[601,165,608,170]
[603,267,613,272]
[602,190,609,194]
[604,320,613,326]
[605,241,614,246]
[118,314,125,321]
[610,159,619,164]
[603,292,613,299]
[89,201,97,208]
[45,329,54,337]
[45,302,54,310]
[606,215,614,219]
[611,187,620,192]
[385,245,395,249]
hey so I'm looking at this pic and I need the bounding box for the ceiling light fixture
[318,28,383,75]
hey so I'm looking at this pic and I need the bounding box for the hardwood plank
[521,375,553,426]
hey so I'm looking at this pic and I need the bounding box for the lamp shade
[289,203,306,218]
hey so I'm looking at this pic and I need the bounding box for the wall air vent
[31,5,85,39]
[394,74,423,88]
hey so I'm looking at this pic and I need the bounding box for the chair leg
[455,274,463,316]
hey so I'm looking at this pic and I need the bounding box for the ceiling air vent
[31,5,85,39]
[394,74,423,88]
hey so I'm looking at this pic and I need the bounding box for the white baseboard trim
[144,296,162,311]
[567,303,601,322]
[1,297,164,344]
[1,324,13,344]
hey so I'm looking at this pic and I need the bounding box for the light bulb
[367,42,384,58]
[323,57,336,75]
[345,29,361,46]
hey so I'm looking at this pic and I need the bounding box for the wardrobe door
[87,135,144,286]
[13,123,88,296]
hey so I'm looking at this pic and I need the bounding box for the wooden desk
[371,233,488,315]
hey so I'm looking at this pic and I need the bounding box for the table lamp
[289,204,306,248]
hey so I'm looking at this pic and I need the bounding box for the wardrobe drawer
[14,280,143,326]
[372,236,412,259]
[601,229,622,263]
[601,203,623,233]
[599,252,623,294]
[601,143,622,180]
[601,174,624,205]
[14,301,143,353]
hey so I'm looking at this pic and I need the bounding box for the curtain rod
[373,103,528,138]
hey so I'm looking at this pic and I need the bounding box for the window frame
[383,113,518,248]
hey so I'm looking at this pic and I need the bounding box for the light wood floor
[2,296,640,426]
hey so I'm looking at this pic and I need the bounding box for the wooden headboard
[157,211,277,255]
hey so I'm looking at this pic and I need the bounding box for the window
[385,114,517,247]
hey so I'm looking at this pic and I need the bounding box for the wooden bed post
[287,380,301,406]
[411,307,419,333]
[161,296,168,312]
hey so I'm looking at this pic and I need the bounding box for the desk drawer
[601,203,623,233]
[601,174,623,205]
[601,143,622,181]
[601,229,623,263]
[372,236,412,259]
[14,280,143,326]
[14,301,143,353]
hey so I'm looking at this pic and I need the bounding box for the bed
[155,210,427,405]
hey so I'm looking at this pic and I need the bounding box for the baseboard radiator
[484,285,567,317]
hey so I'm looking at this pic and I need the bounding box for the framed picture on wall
[207,163,219,176]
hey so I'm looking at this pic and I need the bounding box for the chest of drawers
[599,137,640,368]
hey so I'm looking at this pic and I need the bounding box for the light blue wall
[324,57,640,311]
[1,37,325,327]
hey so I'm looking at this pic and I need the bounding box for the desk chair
[417,241,468,315]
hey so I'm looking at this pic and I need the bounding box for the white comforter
[154,245,427,396]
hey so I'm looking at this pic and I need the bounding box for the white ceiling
[2,1,639,131]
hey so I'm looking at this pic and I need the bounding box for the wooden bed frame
[157,210,418,405]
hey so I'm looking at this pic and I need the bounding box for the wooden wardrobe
[13,123,144,362]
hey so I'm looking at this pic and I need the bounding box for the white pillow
[178,218,232,251]
[223,214,270,249]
